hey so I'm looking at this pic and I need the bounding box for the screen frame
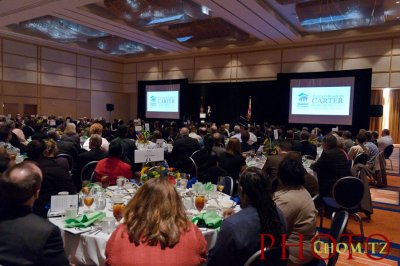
[145,84,180,119]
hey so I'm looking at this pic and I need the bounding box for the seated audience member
[44,139,69,171]
[0,127,20,154]
[94,142,132,185]
[192,134,219,179]
[263,140,293,182]
[211,132,226,157]
[5,120,26,152]
[342,130,354,153]
[31,123,48,141]
[219,138,246,193]
[0,162,69,265]
[348,133,369,160]
[171,127,200,170]
[364,131,379,164]
[371,131,379,146]
[377,129,393,151]
[27,140,77,217]
[83,123,110,152]
[47,129,79,161]
[22,119,35,140]
[110,125,137,168]
[12,121,26,143]
[208,167,286,266]
[61,122,81,148]
[274,156,318,265]
[240,131,253,153]
[293,131,317,159]
[188,126,202,142]
[148,130,168,152]
[0,146,16,173]
[73,134,107,189]
[311,135,351,197]
[106,178,207,266]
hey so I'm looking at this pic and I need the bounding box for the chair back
[81,161,99,182]
[332,176,364,209]
[56,153,73,171]
[327,211,349,266]
[353,153,368,165]
[190,150,201,159]
[383,144,394,159]
[187,157,198,178]
[244,246,286,266]
[222,176,234,196]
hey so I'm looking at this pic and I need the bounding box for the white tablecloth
[50,189,234,266]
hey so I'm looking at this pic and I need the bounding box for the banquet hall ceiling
[1,0,400,59]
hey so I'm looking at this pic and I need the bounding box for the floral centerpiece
[137,127,150,145]
[263,137,279,155]
[140,164,180,185]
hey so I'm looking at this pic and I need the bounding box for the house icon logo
[150,96,156,102]
[298,93,308,103]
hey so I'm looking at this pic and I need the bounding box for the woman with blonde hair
[106,178,207,266]
[82,123,109,152]
[62,122,80,147]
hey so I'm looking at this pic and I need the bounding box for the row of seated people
[0,156,318,266]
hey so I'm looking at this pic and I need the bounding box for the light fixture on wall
[382,87,391,130]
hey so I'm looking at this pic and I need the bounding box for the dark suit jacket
[311,147,351,197]
[0,205,69,265]
[32,157,77,217]
[293,141,317,159]
[208,206,286,266]
[171,136,200,168]
[72,148,108,189]
[56,139,79,161]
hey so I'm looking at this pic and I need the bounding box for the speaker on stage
[369,105,383,117]
[106,104,114,112]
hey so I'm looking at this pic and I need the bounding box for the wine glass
[194,195,206,212]
[83,193,95,213]
[217,177,225,193]
[113,201,125,224]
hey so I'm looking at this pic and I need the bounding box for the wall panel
[3,40,37,57]
[3,54,37,71]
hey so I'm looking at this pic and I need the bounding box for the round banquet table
[49,187,237,266]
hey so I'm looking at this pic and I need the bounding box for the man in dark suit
[311,134,351,197]
[0,161,69,265]
[293,131,317,159]
[171,127,200,171]
[72,134,107,189]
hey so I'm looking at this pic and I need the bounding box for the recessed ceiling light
[397,1,400,4]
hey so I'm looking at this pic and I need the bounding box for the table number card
[134,149,164,163]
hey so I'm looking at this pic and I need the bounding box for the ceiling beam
[53,8,191,53]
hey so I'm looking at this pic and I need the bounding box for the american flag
[247,96,252,121]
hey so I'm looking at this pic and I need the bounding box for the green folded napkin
[203,182,215,192]
[65,211,106,228]
[192,211,222,229]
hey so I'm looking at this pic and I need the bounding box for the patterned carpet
[319,148,400,265]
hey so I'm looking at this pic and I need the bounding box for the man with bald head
[171,127,200,171]
[0,162,69,265]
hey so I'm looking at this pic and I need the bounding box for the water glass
[101,217,116,234]
[94,192,107,211]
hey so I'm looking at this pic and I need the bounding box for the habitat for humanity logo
[150,95,157,107]
[297,93,309,107]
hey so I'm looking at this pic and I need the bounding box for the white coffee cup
[102,217,116,234]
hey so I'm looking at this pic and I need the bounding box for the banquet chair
[353,153,369,166]
[81,161,99,183]
[319,177,364,241]
[383,144,394,170]
[56,153,73,171]
[221,176,234,196]
[304,211,349,266]
[190,150,200,159]
[244,246,286,266]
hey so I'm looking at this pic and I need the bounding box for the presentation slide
[145,84,180,119]
[288,77,355,125]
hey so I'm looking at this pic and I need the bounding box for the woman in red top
[94,142,132,185]
[105,178,207,266]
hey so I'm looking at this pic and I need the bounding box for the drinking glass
[94,192,107,210]
[194,195,206,212]
[113,201,125,224]
[83,194,95,213]
[101,175,110,189]
[116,177,128,193]
[217,177,225,193]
